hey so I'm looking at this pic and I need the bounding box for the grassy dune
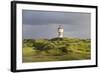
[22,37,91,63]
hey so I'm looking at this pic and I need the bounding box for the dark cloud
[22,10,91,39]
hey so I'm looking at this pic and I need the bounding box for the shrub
[58,46,68,54]
[47,48,62,56]
[33,39,56,51]
[43,42,56,50]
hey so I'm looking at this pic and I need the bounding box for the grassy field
[22,37,91,63]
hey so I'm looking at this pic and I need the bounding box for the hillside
[22,37,91,62]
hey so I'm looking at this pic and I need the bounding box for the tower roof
[58,25,63,29]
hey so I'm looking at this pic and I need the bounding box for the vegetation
[22,37,91,63]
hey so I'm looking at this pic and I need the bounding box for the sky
[22,10,91,39]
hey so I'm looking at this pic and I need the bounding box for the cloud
[22,10,91,39]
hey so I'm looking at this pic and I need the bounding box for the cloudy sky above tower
[22,10,91,39]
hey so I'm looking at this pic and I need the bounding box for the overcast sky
[22,10,91,39]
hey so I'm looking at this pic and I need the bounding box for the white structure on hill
[58,25,64,38]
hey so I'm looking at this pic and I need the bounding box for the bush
[58,46,68,54]
[23,39,35,47]
[33,39,56,51]
[47,48,62,56]
[23,38,90,56]
[43,42,56,51]
[33,41,46,51]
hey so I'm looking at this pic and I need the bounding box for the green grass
[22,37,91,63]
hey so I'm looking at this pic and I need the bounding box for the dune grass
[22,37,91,63]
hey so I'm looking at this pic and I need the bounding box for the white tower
[58,25,64,38]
